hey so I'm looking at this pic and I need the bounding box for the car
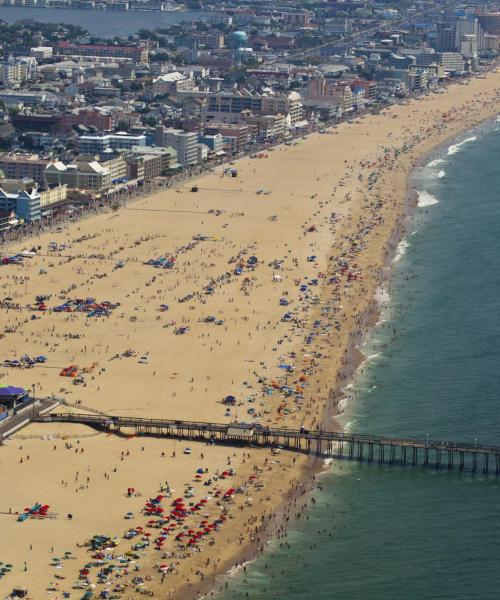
[183,448,192,455]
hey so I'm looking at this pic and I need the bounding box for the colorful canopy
[0,386,26,396]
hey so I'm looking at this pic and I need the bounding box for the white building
[154,127,198,167]
[30,47,53,60]
[1,56,37,87]
[152,72,194,95]
[78,132,146,154]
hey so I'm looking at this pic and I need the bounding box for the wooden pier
[34,412,500,475]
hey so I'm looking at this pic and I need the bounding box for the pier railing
[34,412,500,475]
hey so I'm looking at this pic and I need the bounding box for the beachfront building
[416,52,465,73]
[0,209,18,231]
[204,124,251,154]
[46,159,111,192]
[408,69,429,91]
[97,156,128,184]
[126,146,179,182]
[0,183,40,222]
[198,133,224,153]
[39,184,68,209]
[154,127,198,167]
[78,132,147,154]
[244,113,287,140]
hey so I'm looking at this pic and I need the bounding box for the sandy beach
[1,69,500,599]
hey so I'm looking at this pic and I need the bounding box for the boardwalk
[0,398,59,441]
[34,412,500,475]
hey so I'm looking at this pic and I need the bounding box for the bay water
[220,122,500,599]
[0,6,207,35]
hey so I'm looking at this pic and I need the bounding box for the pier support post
[368,443,373,463]
[378,444,385,464]
[357,442,363,462]
[447,450,454,470]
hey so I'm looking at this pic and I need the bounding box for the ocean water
[219,123,500,599]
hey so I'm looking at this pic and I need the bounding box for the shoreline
[183,82,500,600]
[1,69,500,599]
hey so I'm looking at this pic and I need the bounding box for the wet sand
[1,71,500,599]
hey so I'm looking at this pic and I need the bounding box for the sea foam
[417,190,439,207]
[374,286,390,305]
[438,170,446,178]
[447,136,477,155]
[393,239,409,262]
[427,158,445,167]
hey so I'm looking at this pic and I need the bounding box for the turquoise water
[220,122,500,599]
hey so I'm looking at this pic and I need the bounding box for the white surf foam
[417,190,439,208]
[338,397,349,410]
[393,239,409,262]
[447,136,477,155]
[374,286,390,305]
[427,158,445,167]
[437,170,446,178]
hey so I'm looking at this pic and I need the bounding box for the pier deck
[32,412,500,475]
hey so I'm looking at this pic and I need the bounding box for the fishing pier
[34,412,500,476]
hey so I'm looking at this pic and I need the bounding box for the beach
[1,70,500,599]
